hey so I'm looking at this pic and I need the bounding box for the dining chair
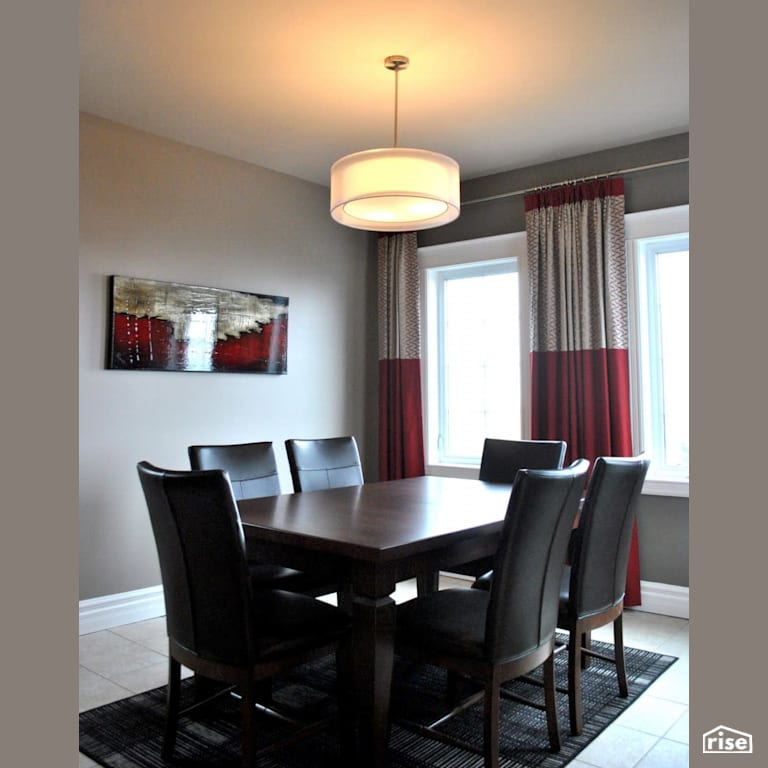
[187,441,342,599]
[472,455,650,737]
[478,438,567,483]
[188,440,282,499]
[285,436,364,492]
[433,438,567,589]
[136,461,353,768]
[394,459,589,768]
[555,455,650,735]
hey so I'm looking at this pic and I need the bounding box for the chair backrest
[285,436,363,492]
[137,461,252,665]
[568,456,650,618]
[188,441,281,500]
[485,459,589,662]
[478,438,567,483]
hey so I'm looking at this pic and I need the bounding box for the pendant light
[330,55,460,232]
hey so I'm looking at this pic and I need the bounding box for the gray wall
[421,133,690,246]
[421,133,690,588]
[79,114,377,600]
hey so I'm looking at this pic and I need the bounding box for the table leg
[350,593,396,768]
[416,569,440,595]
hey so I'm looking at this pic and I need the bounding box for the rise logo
[702,725,753,754]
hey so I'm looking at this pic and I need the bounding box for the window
[627,206,689,496]
[420,234,528,476]
[420,207,689,497]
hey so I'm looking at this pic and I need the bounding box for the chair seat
[557,563,624,628]
[251,589,350,660]
[247,562,338,596]
[472,570,493,591]
[397,588,488,660]
[445,556,495,579]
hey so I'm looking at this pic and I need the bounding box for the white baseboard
[78,577,689,635]
[634,580,689,619]
[79,585,165,635]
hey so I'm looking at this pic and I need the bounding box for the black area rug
[80,634,677,768]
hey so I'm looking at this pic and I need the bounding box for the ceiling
[79,0,689,188]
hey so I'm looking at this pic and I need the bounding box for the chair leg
[543,652,562,751]
[581,630,592,669]
[162,657,181,760]
[483,680,500,768]
[613,613,628,697]
[240,678,256,768]
[254,677,273,705]
[446,670,458,706]
[568,627,583,736]
[336,638,358,767]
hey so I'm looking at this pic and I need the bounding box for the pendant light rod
[384,55,409,148]
[394,67,399,146]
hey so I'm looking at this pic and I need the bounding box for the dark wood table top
[237,475,513,563]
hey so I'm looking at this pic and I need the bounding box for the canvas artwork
[108,276,288,373]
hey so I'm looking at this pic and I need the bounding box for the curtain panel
[377,232,425,480]
[525,178,640,605]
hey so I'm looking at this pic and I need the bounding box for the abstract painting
[108,276,288,373]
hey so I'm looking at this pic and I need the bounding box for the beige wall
[79,114,376,600]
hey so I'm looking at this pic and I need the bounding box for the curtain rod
[461,157,689,206]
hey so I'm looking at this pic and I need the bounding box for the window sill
[427,465,689,499]
[425,463,480,480]
[642,478,689,498]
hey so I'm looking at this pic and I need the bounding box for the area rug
[79,634,677,768]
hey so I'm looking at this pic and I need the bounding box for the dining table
[237,474,513,768]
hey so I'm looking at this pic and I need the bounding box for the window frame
[419,233,529,478]
[626,205,690,498]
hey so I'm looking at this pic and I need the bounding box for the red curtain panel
[377,233,426,480]
[525,179,641,606]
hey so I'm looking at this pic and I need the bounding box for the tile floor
[79,577,689,768]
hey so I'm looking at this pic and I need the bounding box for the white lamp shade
[330,147,460,231]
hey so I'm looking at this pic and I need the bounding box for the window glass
[632,233,690,483]
[437,262,521,463]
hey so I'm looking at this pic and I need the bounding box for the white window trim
[419,233,529,476]
[626,205,689,498]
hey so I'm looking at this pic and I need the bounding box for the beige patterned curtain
[525,177,640,605]
[377,233,425,479]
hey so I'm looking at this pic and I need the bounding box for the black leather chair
[136,461,353,767]
[188,441,281,499]
[188,441,340,599]
[478,438,567,483]
[556,455,650,735]
[285,436,364,492]
[473,455,650,737]
[439,438,567,585]
[394,460,589,768]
